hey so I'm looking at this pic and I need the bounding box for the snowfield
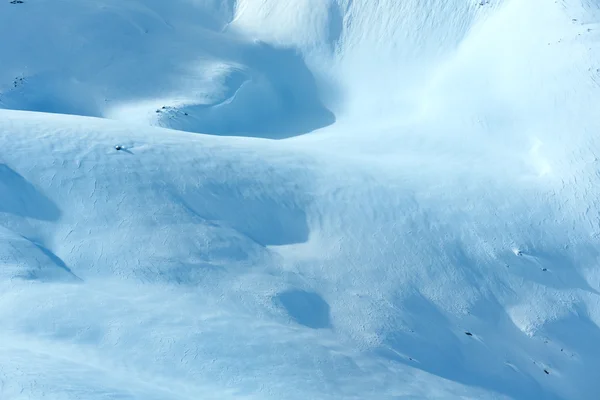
[1,0,600,399]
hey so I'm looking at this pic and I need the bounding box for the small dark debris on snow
[465,331,473,336]
[544,369,550,375]
[115,145,122,151]
[13,77,24,87]
[10,0,25,3]
[184,112,188,116]
[542,268,548,272]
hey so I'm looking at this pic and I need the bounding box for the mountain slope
[1,0,600,399]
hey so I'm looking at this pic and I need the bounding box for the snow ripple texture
[1,0,600,399]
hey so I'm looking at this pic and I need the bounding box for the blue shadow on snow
[168,41,335,139]
[0,164,61,221]
[274,289,331,329]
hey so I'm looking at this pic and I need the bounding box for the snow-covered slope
[2,0,600,399]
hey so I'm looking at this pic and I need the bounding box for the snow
[1,0,600,399]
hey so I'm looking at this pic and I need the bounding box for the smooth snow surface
[1,0,600,399]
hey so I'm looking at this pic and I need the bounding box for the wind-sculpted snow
[0,0,334,138]
[2,0,600,399]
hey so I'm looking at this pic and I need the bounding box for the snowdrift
[2,0,600,399]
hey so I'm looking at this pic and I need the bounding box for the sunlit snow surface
[1,0,600,399]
